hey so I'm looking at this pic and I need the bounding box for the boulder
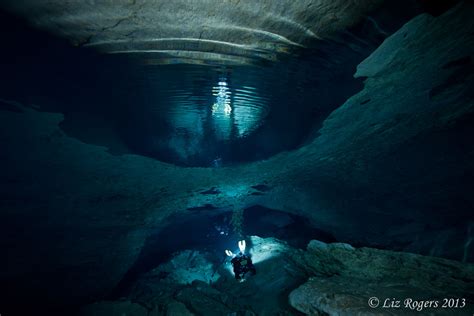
[290,239,474,315]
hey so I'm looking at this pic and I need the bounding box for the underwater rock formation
[80,236,474,315]
[0,0,381,64]
[290,240,474,315]
[295,0,474,259]
[116,236,302,315]
[0,1,473,314]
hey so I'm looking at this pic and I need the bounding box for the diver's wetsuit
[231,253,256,280]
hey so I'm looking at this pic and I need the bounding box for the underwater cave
[0,0,473,315]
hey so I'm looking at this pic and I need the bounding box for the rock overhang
[0,0,382,65]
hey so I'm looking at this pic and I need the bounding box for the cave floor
[80,236,474,316]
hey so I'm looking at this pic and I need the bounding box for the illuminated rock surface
[0,1,473,315]
[0,0,381,65]
[289,240,474,315]
[79,237,474,315]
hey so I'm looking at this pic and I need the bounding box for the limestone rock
[292,1,474,260]
[0,0,381,64]
[290,239,474,315]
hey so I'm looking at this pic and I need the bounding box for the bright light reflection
[212,78,232,116]
[248,237,285,264]
[223,236,285,276]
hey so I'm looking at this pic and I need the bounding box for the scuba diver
[225,240,256,281]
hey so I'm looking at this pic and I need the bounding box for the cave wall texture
[0,0,473,311]
[0,0,382,64]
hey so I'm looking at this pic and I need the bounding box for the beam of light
[239,240,246,253]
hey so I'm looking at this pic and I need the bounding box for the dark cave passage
[243,205,337,248]
[111,205,335,297]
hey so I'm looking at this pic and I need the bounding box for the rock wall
[290,239,474,315]
[287,1,474,258]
